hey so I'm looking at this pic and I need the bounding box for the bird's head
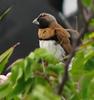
[32,13,57,28]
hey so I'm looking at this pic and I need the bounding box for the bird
[32,13,72,61]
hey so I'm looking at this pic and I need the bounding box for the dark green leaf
[80,71,94,99]
[0,80,12,98]
[89,19,94,27]
[82,0,92,7]
[33,48,59,64]
[11,59,24,84]
[0,43,20,74]
[31,85,60,100]
[0,7,12,21]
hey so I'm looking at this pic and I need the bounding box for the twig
[66,29,80,36]
[78,0,93,33]
[13,42,20,48]
[78,0,86,23]
[57,48,75,94]
[58,12,73,29]
[34,71,51,84]
[75,16,78,31]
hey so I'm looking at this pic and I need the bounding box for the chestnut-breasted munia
[33,13,72,61]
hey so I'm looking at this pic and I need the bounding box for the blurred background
[0,0,93,65]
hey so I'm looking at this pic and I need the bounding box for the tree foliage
[0,32,94,99]
[0,0,94,99]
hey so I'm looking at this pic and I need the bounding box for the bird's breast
[38,28,55,39]
[39,40,65,61]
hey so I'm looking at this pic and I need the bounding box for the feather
[55,28,72,54]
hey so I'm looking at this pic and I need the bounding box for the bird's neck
[49,22,61,29]
[38,22,62,41]
[39,35,58,41]
[38,27,58,41]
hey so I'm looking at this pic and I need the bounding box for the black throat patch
[38,18,50,29]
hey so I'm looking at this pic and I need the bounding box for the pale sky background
[63,0,78,17]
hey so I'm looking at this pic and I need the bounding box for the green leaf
[71,45,94,79]
[0,7,12,21]
[0,80,12,98]
[31,85,60,100]
[8,76,26,99]
[89,19,94,27]
[84,56,94,71]
[82,0,92,7]
[33,48,59,64]
[63,78,81,100]
[0,43,20,74]
[24,57,43,81]
[11,59,24,84]
[46,63,64,76]
[80,71,94,100]
[71,50,85,80]
[88,77,94,99]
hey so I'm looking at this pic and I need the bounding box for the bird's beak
[32,18,39,25]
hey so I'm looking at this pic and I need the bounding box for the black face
[37,17,50,28]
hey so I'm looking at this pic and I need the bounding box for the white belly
[39,40,65,61]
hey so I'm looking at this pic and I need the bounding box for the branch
[57,15,93,94]
[57,1,93,95]
[78,0,86,23]
[66,29,80,36]
[58,12,73,29]
[78,0,93,33]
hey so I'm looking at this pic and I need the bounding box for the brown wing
[55,28,72,54]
